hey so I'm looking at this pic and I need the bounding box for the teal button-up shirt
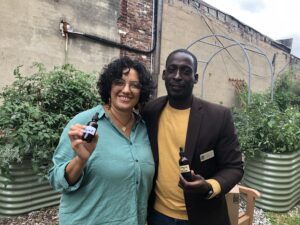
[48,105,155,225]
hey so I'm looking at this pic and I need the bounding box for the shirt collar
[99,105,145,124]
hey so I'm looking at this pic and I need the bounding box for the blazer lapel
[185,97,204,162]
[149,96,168,163]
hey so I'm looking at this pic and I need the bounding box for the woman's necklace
[109,108,133,132]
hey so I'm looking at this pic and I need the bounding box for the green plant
[0,63,99,177]
[273,72,300,110]
[233,72,300,157]
[267,205,300,225]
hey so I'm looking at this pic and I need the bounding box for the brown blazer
[142,96,244,225]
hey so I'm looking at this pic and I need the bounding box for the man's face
[163,52,198,101]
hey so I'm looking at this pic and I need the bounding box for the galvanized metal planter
[243,150,300,212]
[0,160,60,216]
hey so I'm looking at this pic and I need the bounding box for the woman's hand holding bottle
[68,124,99,162]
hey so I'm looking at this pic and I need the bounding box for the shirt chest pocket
[134,143,154,165]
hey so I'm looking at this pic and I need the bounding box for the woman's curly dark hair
[97,56,155,106]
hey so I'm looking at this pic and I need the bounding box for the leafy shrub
[0,63,99,177]
[273,72,300,110]
[233,72,300,157]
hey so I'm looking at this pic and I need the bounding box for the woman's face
[110,68,141,112]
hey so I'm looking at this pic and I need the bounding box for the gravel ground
[0,200,274,225]
[239,198,272,225]
[0,207,59,225]
[252,207,272,225]
[1,201,299,225]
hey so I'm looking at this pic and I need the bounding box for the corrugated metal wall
[0,160,60,216]
[243,151,300,212]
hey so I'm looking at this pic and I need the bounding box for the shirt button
[136,181,139,184]
[135,160,138,162]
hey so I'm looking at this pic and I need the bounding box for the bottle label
[180,165,190,173]
[84,126,96,135]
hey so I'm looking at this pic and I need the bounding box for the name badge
[200,150,214,162]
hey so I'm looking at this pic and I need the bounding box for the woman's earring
[134,103,141,113]
[108,97,111,109]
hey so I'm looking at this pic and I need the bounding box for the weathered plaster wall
[0,0,121,90]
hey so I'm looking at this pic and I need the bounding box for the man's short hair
[166,49,198,72]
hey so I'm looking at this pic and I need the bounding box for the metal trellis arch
[186,34,274,104]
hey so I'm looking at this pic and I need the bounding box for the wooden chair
[238,185,261,225]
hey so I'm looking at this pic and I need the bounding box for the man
[142,49,244,225]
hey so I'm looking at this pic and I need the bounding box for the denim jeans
[148,210,190,225]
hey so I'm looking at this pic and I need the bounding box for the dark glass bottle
[82,112,99,143]
[179,147,192,181]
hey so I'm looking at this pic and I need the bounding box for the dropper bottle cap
[92,112,99,122]
[179,147,184,156]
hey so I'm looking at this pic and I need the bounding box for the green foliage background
[233,72,300,157]
[0,63,99,177]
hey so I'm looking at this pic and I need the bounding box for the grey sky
[204,0,300,58]
[238,0,266,13]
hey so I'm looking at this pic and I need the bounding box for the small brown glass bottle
[179,147,192,181]
[82,112,99,143]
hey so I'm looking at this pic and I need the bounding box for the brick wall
[117,0,154,69]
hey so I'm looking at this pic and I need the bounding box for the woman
[48,57,155,225]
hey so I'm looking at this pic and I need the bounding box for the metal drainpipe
[59,19,69,64]
[152,0,163,98]
[59,0,159,54]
